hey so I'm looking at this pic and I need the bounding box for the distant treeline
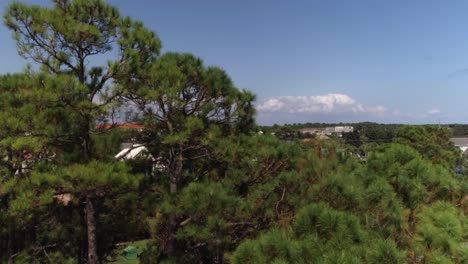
[260,122,468,138]
[447,124,468,137]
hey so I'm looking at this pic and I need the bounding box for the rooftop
[451,137,468,147]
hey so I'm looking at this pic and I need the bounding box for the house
[115,143,165,173]
[115,143,155,161]
[95,123,164,173]
[451,137,468,154]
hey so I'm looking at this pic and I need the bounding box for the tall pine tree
[3,0,160,262]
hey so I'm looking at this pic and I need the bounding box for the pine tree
[119,52,256,257]
[3,0,160,262]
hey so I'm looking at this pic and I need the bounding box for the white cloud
[257,93,386,115]
[257,98,285,112]
[427,109,441,115]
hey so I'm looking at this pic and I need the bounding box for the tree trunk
[82,123,91,162]
[80,203,87,264]
[7,224,13,264]
[169,146,184,193]
[164,149,184,257]
[409,208,416,231]
[169,176,178,194]
[165,171,180,256]
[85,195,98,264]
[408,208,417,263]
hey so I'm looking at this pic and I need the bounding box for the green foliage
[141,134,308,262]
[367,144,459,206]
[293,203,365,242]
[139,241,162,264]
[1,1,466,263]
[448,124,468,137]
[1,0,161,261]
[414,201,467,262]
[368,239,407,264]
[232,203,406,264]
[4,0,160,77]
[394,125,460,167]
[231,141,463,264]
[91,129,130,161]
[0,161,141,261]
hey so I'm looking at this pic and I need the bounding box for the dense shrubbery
[231,143,466,264]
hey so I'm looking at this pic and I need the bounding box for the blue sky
[1,0,468,124]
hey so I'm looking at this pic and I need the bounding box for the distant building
[451,137,468,154]
[331,126,354,134]
[299,126,353,137]
[299,128,326,135]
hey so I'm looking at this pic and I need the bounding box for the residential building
[299,126,353,137]
[451,137,468,154]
